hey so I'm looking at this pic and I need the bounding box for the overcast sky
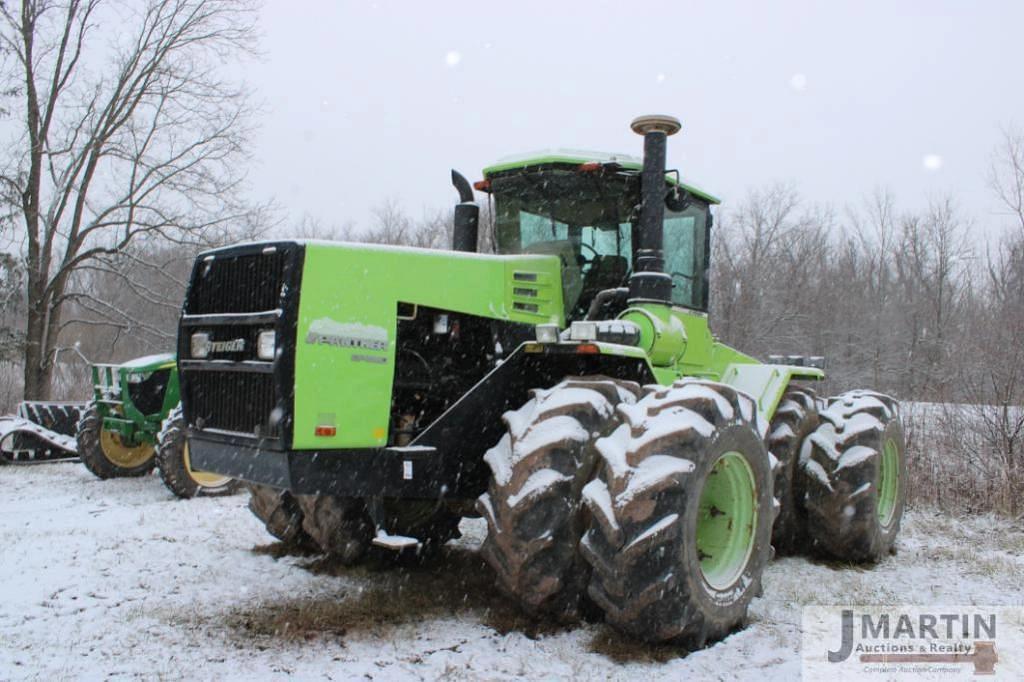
[248,1,1024,236]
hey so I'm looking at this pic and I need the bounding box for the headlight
[535,324,559,344]
[569,321,598,341]
[190,332,210,358]
[257,330,276,360]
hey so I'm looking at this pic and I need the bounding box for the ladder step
[371,532,420,550]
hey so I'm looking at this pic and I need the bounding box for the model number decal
[305,317,388,352]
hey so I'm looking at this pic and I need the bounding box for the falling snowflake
[922,154,943,171]
[445,50,462,67]
[789,73,807,92]
[656,73,666,83]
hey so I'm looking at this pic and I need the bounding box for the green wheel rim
[877,438,900,527]
[697,451,758,591]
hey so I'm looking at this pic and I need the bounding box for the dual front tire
[479,377,774,645]
[580,380,774,645]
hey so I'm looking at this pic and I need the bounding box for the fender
[719,363,824,427]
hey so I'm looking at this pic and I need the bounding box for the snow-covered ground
[1,463,1022,681]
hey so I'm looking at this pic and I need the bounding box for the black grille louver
[186,372,278,437]
[187,250,286,315]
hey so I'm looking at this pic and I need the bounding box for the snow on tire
[767,386,822,555]
[476,376,641,620]
[800,390,906,562]
[580,378,774,645]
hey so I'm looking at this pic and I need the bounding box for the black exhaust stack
[628,115,681,303]
[451,170,479,252]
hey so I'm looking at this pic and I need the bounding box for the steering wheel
[578,242,599,271]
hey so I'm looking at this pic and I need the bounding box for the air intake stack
[628,114,681,303]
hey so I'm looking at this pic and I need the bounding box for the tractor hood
[119,353,176,373]
[292,240,565,449]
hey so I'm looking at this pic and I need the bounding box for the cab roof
[482,149,721,205]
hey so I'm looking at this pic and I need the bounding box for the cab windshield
[492,168,708,317]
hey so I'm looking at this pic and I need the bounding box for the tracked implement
[178,116,906,645]
[0,401,84,462]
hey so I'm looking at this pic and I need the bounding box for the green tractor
[77,353,238,498]
[177,116,906,645]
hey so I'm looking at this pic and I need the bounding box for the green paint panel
[718,362,823,424]
[614,301,821,423]
[293,243,565,450]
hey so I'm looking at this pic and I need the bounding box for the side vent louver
[509,270,552,318]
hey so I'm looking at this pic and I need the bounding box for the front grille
[187,250,286,314]
[185,371,278,437]
[180,243,301,445]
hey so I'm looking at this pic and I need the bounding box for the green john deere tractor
[177,116,906,645]
[77,353,238,498]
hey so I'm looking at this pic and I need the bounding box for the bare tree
[0,0,261,400]
[362,198,451,249]
[711,183,831,356]
[892,197,972,397]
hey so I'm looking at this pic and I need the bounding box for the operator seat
[573,254,628,318]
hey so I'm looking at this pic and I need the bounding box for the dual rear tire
[800,390,906,561]
[246,489,458,561]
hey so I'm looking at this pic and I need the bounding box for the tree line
[0,4,1019,511]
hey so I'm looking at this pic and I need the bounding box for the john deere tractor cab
[178,116,906,645]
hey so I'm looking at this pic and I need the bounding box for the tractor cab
[479,151,719,319]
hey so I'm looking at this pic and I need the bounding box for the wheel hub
[99,430,154,469]
[697,451,758,591]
